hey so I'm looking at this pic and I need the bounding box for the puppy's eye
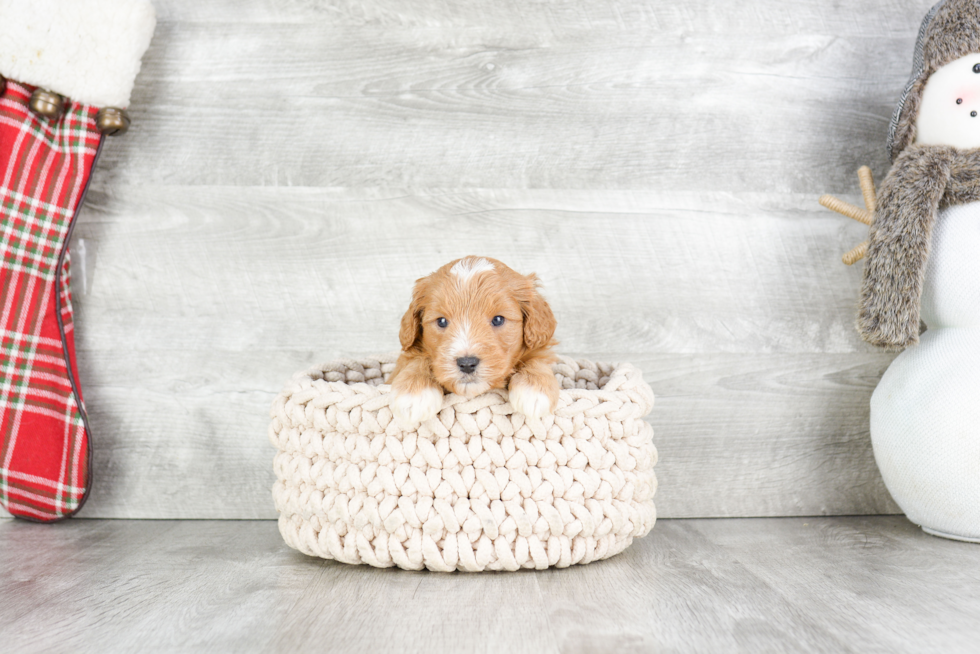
[491,315,505,327]
[436,317,448,329]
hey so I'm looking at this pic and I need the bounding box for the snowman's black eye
[958,98,964,104]
[437,317,448,328]
[974,63,980,73]
[491,315,505,327]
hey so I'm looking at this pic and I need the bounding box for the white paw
[508,383,553,419]
[390,386,444,429]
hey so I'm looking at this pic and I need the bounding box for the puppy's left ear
[521,274,556,351]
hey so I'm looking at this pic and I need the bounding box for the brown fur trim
[859,145,954,348]
[921,1,980,77]
[944,147,980,205]
[892,77,925,161]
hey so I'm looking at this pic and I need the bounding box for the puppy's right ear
[399,279,426,351]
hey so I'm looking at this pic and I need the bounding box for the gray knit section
[887,0,946,160]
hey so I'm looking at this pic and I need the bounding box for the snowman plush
[827,0,980,542]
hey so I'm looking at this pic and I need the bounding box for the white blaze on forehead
[450,257,495,285]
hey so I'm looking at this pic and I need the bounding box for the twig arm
[842,241,868,266]
[857,166,876,214]
[819,166,878,265]
[819,194,873,226]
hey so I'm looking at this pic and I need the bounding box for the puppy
[388,256,559,428]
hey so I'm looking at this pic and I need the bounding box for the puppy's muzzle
[456,356,480,374]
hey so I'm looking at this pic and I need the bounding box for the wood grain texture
[56,349,901,520]
[2,516,979,653]
[56,185,900,518]
[104,17,914,190]
[72,186,876,355]
[6,0,943,520]
[149,0,931,32]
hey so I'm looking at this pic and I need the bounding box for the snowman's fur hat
[860,0,980,349]
[888,0,980,160]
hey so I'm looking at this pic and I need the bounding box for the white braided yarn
[269,355,657,572]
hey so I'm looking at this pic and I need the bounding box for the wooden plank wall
[4,0,937,519]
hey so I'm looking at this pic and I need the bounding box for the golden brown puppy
[388,256,559,428]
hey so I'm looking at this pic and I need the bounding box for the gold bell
[30,89,65,120]
[96,107,130,136]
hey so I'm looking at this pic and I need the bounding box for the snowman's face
[915,53,980,149]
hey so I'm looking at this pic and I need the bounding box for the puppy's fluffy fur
[388,256,559,427]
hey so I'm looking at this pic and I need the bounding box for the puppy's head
[399,256,556,397]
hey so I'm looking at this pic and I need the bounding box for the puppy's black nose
[456,357,480,374]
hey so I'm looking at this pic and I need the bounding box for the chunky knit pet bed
[269,355,657,572]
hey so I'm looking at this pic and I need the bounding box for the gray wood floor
[2,516,979,653]
[0,0,940,520]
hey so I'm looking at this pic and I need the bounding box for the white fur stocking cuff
[0,0,156,108]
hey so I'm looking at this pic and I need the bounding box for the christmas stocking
[0,0,155,521]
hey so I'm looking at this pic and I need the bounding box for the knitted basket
[269,354,657,572]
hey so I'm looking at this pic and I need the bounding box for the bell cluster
[0,74,130,136]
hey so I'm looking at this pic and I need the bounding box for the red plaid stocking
[0,0,154,522]
[1,79,102,521]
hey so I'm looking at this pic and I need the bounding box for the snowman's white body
[871,201,980,541]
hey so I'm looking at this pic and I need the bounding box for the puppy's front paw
[390,386,444,429]
[508,378,557,419]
